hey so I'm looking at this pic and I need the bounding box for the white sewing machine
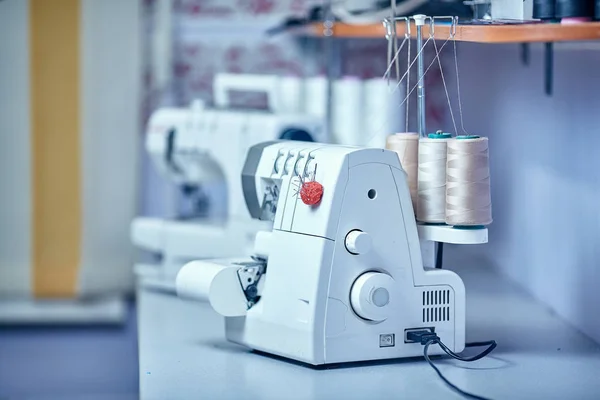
[177,141,487,365]
[132,74,325,291]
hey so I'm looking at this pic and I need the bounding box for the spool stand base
[417,223,488,244]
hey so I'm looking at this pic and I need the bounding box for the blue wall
[445,42,600,344]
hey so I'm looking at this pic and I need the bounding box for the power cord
[406,330,497,400]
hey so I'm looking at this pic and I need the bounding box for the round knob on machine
[350,272,395,322]
[345,230,372,255]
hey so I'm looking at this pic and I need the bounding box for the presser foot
[234,256,267,309]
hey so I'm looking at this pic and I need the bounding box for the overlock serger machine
[177,141,468,365]
[131,74,324,289]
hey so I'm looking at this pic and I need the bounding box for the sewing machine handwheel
[350,272,395,322]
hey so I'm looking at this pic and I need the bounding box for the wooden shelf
[307,21,600,43]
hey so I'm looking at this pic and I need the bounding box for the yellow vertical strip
[30,0,81,298]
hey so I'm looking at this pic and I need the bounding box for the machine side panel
[323,162,420,363]
[242,141,279,219]
[322,163,463,363]
[225,230,334,365]
[390,166,424,285]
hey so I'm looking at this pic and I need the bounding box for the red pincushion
[300,181,323,206]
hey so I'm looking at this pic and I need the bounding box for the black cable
[435,242,444,269]
[424,340,493,400]
[407,330,497,400]
[544,42,554,97]
[437,339,497,362]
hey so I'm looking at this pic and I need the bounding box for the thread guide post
[382,15,489,247]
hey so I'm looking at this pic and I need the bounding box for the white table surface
[138,264,600,400]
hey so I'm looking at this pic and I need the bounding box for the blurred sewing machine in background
[131,73,325,291]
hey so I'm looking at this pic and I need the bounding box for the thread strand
[432,38,457,135]
[406,36,411,132]
[453,39,469,135]
[396,36,451,114]
[382,37,408,84]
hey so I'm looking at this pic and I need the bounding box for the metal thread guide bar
[414,14,427,136]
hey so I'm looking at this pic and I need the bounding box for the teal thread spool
[428,132,452,139]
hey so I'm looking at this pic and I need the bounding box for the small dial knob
[345,230,372,255]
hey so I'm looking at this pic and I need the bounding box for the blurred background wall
[445,42,600,345]
[0,0,141,397]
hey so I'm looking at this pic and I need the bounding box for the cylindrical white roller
[345,230,372,255]
[279,76,304,114]
[176,261,248,317]
[303,75,328,120]
[332,76,363,145]
[386,133,419,212]
[417,133,452,223]
[446,136,493,226]
[363,78,406,148]
[253,231,273,260]
[350,272,396,322]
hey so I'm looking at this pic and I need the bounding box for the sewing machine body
[177,141,466,365]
